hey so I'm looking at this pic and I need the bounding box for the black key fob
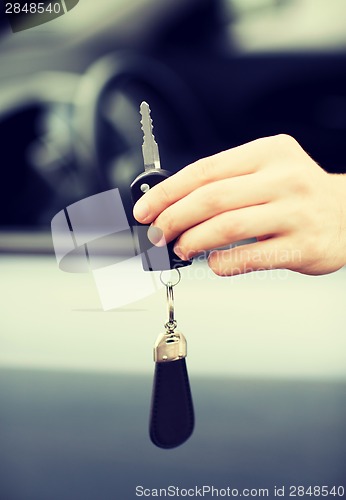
[131,170,192,271]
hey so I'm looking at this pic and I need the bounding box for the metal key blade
[140,101,161,171]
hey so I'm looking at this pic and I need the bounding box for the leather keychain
[131,102,194,448]
[150,270,194,448]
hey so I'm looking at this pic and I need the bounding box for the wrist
[329,173,346,268]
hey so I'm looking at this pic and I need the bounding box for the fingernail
[147,226,166,246]
[174,245,185,260]
[133,200,150,222]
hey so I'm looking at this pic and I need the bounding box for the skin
[133,134,346,276]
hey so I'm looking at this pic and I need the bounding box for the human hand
[133,134,346,276]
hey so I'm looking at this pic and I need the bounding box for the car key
[131,101,192,271]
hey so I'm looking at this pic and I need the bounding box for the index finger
[133,135,276,224]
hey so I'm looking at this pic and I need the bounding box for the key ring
[159,269,181,288]
[160,269,181,332]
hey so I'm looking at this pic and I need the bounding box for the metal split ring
[160,269,181,332]
[159,269,181,287]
